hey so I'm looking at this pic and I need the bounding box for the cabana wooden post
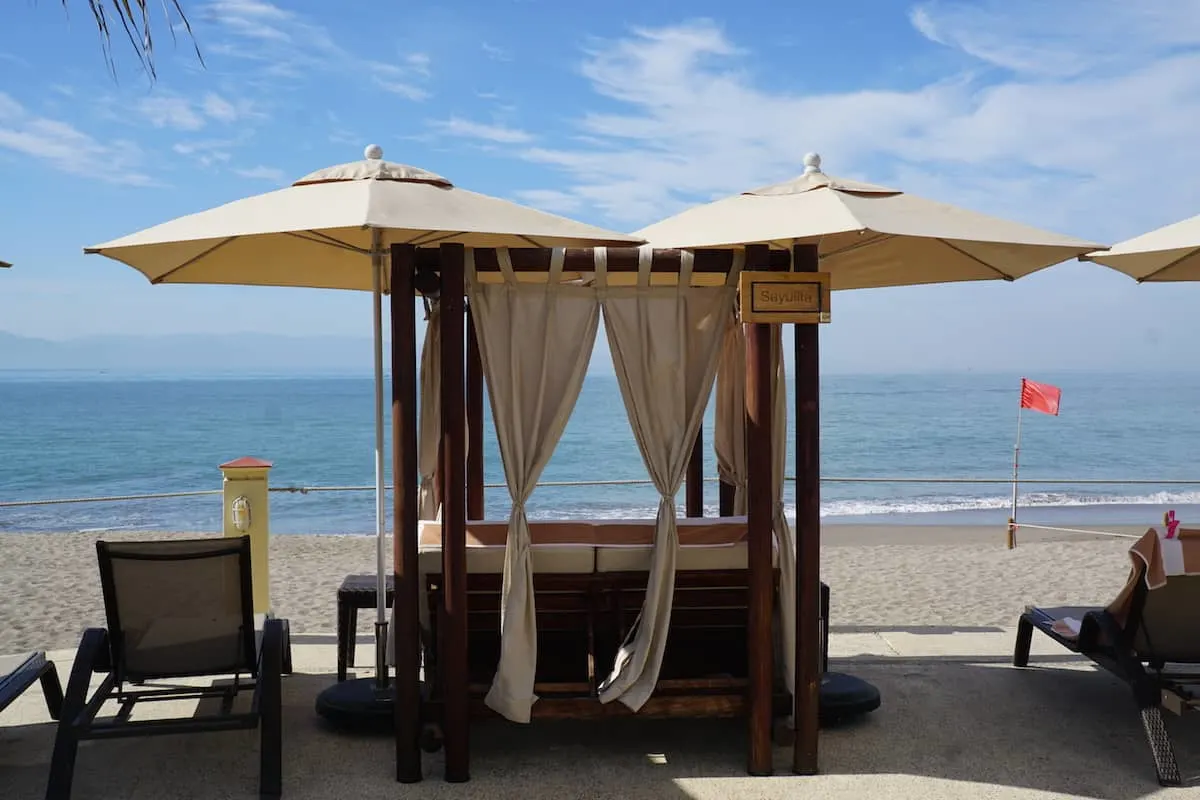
[389,244,422,784]
[391,245,808,782]
[439,243,471,783]
[744,243,776,775]
[792,242,822,774]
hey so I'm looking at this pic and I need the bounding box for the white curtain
[467,248,599,723]
[714,320,748,515]
[598,247,742,711]
[417,302,442,522]
[771,326,797,704]
[712,322,797,701]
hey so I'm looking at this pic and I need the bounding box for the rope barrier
[1010,522,1141,540]
[3,475,1200,508]
[0,489,221,508]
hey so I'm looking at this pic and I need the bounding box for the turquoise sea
[2,370,1200,534]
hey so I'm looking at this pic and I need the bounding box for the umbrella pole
[372,230,390,692]
[312,231,400,731]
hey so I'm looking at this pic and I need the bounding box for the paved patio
[3,628,1198,799]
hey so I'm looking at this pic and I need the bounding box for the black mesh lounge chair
[45,536,292,800]
[0,650,63,720]
[1014,556,1200,786]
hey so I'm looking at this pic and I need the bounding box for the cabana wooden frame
[389,242,823,783]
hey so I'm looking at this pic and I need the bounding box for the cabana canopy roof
[634,154,1106,290]
[1081,212,1200,282]
[83,145,644,292]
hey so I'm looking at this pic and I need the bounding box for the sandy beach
[0,523,1142,654]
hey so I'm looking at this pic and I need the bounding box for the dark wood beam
[792,242,822,776]
[439,243,470,783]
[719,479,736,516]
[412,247,792,274]
[466,303,485,520]
[390,244,422,784]
[686,425,704,517]
[744,243,774,777]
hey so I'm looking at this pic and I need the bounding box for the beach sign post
[1009,378,1063,548]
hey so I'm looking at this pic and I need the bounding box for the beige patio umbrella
[1080,211,1200,282]
[85,144,644,714]
[636,152,1104,774]
[636,154,1104,287]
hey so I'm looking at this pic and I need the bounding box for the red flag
[1020,378,1061,416]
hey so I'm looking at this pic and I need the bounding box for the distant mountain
[0,331,393,373]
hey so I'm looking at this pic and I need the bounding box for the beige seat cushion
[417,544,595,575]
[594,542,778,572]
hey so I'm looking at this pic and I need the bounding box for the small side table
[337,574,396,682]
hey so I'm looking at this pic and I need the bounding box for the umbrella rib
[406,230,466,247]
[1134,246,1200,283]
[284,231,369,254]
[151,237,237,284]
[820,231,894,259]
[935,238,1015,281]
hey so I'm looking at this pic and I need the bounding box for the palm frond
[63,0,202,81]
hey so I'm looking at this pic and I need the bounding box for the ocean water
[2,369,1200,534]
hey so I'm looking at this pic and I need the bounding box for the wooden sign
[739,271,831,324]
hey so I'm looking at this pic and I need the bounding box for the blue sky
[3,0,1200,372]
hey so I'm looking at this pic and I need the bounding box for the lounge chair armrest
[254,618,286,687]
[61,628,111,728]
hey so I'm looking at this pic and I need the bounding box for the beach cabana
[389,244,807,784]
[1081,210,1200,281]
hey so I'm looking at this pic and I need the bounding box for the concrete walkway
[3,629,1197,799]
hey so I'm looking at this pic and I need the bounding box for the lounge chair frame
[1014,574,1200,786]
[45,536,293,800]
[0,650,63,720]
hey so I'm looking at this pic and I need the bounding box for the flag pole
[1008,382,1024,549]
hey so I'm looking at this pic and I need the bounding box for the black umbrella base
[819,671,881,726]
[315,678,395,734]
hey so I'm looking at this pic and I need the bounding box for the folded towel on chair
[1106,524,1200,627]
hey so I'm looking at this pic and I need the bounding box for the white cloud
[482,43,511,62]
[430,117,533,144]
[234,165,286,182]
[405,53,432,77]
[202,93,238,122]
[173,138,239,167]
[136,91,260,134]
[512,189,583,214]
[0,93,152,186]
[202,0,432,101]
[138,96,206,131]
[495,15,1200,243]
[369,62,432,101]
[910,0,1200,77]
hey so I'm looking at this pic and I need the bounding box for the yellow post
[220,457,273,614]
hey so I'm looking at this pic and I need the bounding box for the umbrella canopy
[634,154,1104,289]
[1081,212,1200,282]
[85,144,644,291]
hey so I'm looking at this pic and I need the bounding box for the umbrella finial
[364,144,384,160]
[803,152,822,174]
